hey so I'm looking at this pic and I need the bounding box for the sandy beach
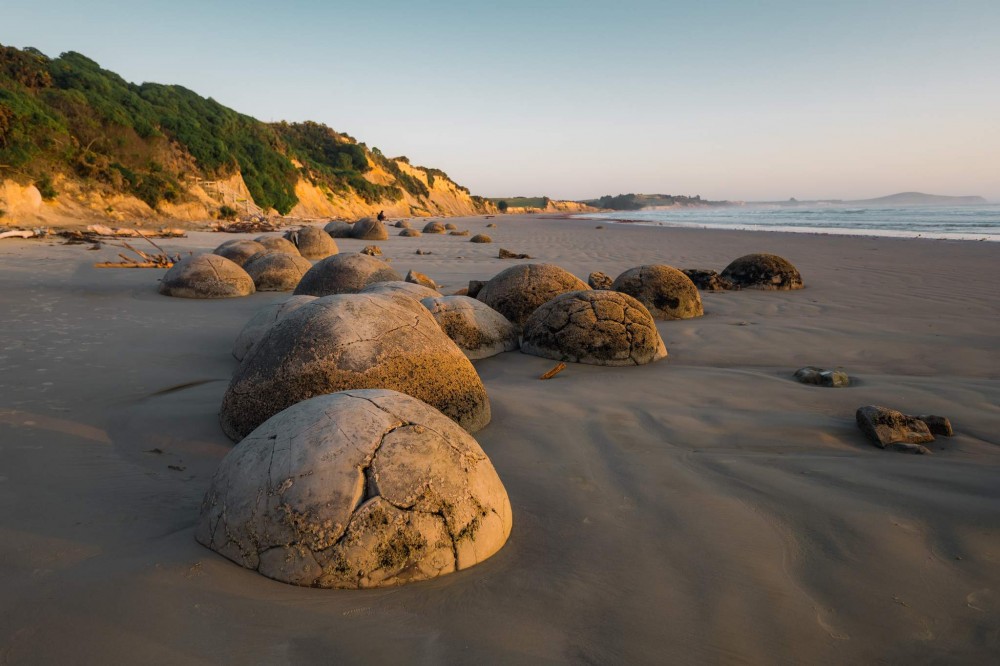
[1,214,998,664]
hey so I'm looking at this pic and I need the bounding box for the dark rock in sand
[681,268,738,291]
[213,239,267,266]
[856,405,934,453]
[588,271,613,290]
[415,249,432,255]
[612,265,704,320]
[406,270,438,290]
[794,367,850,388]
[477,263,588,329]
[159,254,255,299]
[244,252,314,291]
[293,253,401,296]
[284,226,339,260]
[351,217,389,241]
[470,234,492,243]
[915,415,954,437]
[721,253,804,290]
[499,248,531,259]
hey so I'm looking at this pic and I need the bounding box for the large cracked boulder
[198,389,512,589]
[476,263,588,330]
[159,254,255,299]
[721,253,804,290]
[612,265,703,320]
[294,253,402,296]
[360,280,441,301]
[213,239,267,266]
[422,295,520,360]
[856,405,934,453]
[284,226,339,260]
[324,220,354,238]
[244,252,314,291]
[255,235,301,256]
[522,290,667,366]
[220,294,491,439]
[351,217,389,241]
[232,295,318,361]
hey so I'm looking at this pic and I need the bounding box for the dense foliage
[586,193,714,210]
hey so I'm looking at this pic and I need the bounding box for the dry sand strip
[0,214,998,663]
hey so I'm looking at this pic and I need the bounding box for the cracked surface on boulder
[198,389,512,588]
[476,263,588,330]
[232,295,318,361]
[244,252,314,292]
[612,265,704,320]
[213,239,267,266]
[422,295,520,360]
[221,294,491,440]
[284,226,339,260]
[255,235,301,255]
[159,253,255,299]
[720,253,804,290]
[294,253,402,296]
[521,290,667,366]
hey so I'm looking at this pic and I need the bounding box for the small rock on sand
[794,367,850,388]
[856,405,934,453]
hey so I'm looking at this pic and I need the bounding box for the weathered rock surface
[449,230,470,237]
[395,220,410,228]
[221,294,491,439]
[284,226,339,260]
[294,254,402,296]
[521,290,667,366]
[159,254,255,299]
[794,366,850,388]
[198,389,512,589]
[244,252,314,291]
[721,253,804,290]
[255,235,301,255]
[470,234,492,243]
[351,217,389,241]
[422,295,520,360]
[423,221,445,234]
[915,414,954,437]
[213,239,267,266]
[612,265,704,320]
[400,229,422,237]
[681,268,738,291]
[476,263,588,330]
[360,245,382,256]
[467,280,486,298]
[444,223,458,231]
[498,248,531,259]
[232,295,318,361]
[588,271,613,290]
[405,270,438,290]
[324,220,354,238]
[360,280,441,301]
[856,405,934,453]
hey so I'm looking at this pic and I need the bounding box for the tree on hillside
[497,200,508,212]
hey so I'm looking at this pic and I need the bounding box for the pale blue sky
[3,1,998,201]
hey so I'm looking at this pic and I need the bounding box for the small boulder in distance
[423,221,446,234]
[324,220,354,238]
[588,271,613,290]
[470,234,492,243]
[682,268,738,291]
[406,269,438,290]
[498,248,530,259]
[794,367,850,388]
[444,223,458,230]
[351,217,389,241]
[284,226,339,260]
[395,220,410,228]
[450,230,470,237]
[360,245,382,256]
[721,253,804,290]
[400,229,421,237]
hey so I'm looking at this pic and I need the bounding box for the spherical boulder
[611,265,703,320]
[521,290,667,366]
[476,263,588,330]
[470,234,492,243]
[159,254,255,299]
[720,253,804,290]
[294,253,402,296]
[284,226,339,260]
[422,295,519,360]
[232,295,318,361]
[399,228,422,237]
[221,294,491,439]
[351,217,389,241]
[255,235,301,255]
[199,389,512,589]
[444,223,458,231]
[423,221,445,234]
[213,239,267,266]
[244,252,314,291]
[360,280,441,301]
[324,220,354,238]
[395,220,411,228]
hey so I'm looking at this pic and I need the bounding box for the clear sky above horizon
[2,0,998,202]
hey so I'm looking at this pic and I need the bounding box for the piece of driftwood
[539,362,567,380]
[94,232,181,268]
[0,229,37,240]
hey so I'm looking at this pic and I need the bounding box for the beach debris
[360,245,383,256]
[0,229,38,240]
[915,414,954,437]
[498,248,531,259]
[233,295,318,361]
[856,405,934,453]
[422,295,520,360]
[470,233,492,243]
[199,389,512,588]
[351,217,389,241]
[612,265,704,320]
[539,363,567,380]
[467,280,486,298]
[477,264,588,330]
[720,253,804,290]
[405,269,438,290]
[158,254,255,298]
[415,249,432,255]
[423,221,446,234]
[450,230,471,236]
[294,253,401,296]
[324,219,354,238]
[284,226,339,260]
[400,228,422,237]
[681,268,739,291]
[522,290,667,366]
[95,231,182,269]
[214,216,281,234]
[361,280,441,301]
[588,271,614,290]
[254,235,300,255]
[794,367,851,388]
[213,239,267,266]
[219,295,491,440]
[244,252,313,291]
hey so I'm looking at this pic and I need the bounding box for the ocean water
[575,204,1000,241]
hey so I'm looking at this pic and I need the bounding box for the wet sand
[0,215,998,663]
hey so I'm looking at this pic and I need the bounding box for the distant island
[768,192,988,207]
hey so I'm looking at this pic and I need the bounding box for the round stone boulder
[294,253,402,296]
[423,221,445,234]
[720,253,804,290]
[476,263,588,330]
[255,235,301,255]
[199,389,512,589]
[444,223,458,231]
[611,265,704,320]
[399,228,421,237]
[232,295,318,361]
[351,217,389,241]
[470,234,492,243]
[395,220,410,228]
[422,295,519,360]
[324,219,354,238]
[521,290,667,366]
[244,252,314,291]
[159,254,255,299]
[360,280,441,301]
[221,294,491,439]
[213,239,267,266]
[284,226,339,260]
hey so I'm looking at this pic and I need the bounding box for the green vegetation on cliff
[0,43,485,214]
[584,193,727,210]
